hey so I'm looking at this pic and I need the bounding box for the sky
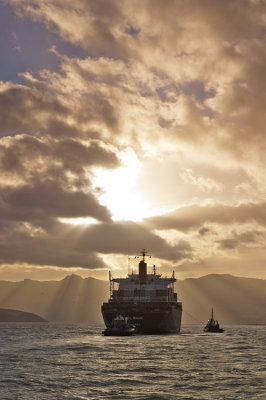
[1,0,266,281]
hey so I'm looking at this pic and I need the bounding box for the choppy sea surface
[0,323,266,400]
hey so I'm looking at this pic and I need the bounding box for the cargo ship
[101,249,182,334]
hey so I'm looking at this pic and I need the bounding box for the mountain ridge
[0,273,265,324]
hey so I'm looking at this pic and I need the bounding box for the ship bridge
[109,250,178,303]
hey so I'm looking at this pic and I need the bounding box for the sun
[59,217,100,225]
[92,148,149,221]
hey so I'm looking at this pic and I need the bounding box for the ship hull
[102,302,182,334]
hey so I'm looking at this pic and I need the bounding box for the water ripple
[0,324,265,399]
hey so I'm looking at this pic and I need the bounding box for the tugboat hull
[204,327,224,333]
[102,329,134,336]
[102,302,182,334]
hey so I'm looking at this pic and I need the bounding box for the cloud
[0,230,105,269]
[216,229,265,250]
[4,1,266,166]
[9,0,264,170]
[0,219,192,268]
[1,181,112,222]
[143,202,266,274]
[180,168,224,193]
[0,73,120,140]
[8,0,134,58]
[0,133,120,227]
[11,31,22,53]
[2,0,266,278]
[74,221,193,262]
[0,134,119,185]
[0,80,68,136]
[145,202,266,232]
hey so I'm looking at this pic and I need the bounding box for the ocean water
[0,324,265,400]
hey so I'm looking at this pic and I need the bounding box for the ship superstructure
[101,250,182,334]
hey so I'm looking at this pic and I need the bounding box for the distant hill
[0,308,47,322]
[0,274,265,325]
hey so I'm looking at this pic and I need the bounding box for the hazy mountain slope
[0,274,265,324]
[0,274,109,322]
[177,274,266,324]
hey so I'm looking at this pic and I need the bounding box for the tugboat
[101,249,182,334]
[102,315,135,336]
[204,308,224,333]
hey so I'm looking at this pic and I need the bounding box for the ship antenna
[140,248,151,262]
[141,249,146,262]
[172,270,175,291]
[109,271,113,297]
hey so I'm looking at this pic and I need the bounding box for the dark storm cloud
[216,230,265,251]
[0,135,118,225]
[0,228,105,268]
[0,219,192,268]
[0,134,118,176]
[0,134,119,200]
[75,221,192,263]
[0,181,111,223]
[145,202,266,232]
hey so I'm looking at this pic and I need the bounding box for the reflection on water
[0,323,266,399]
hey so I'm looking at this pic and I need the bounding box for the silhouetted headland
[0,308,47,322]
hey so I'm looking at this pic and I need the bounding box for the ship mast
[139,249,151,283]
[141,248,147,261]
[109,271,114,297]
[140,248,152,261]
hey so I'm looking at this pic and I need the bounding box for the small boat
[204,308,224,333]
[102,315,135,336]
